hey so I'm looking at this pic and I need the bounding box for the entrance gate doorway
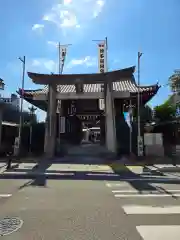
[56,101,107,158]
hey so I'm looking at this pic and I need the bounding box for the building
[0,94,19,110]
[19,66,159,157]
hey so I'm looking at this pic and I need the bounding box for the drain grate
[0,217,23,236]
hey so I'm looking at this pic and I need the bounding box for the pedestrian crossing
[0,194,12,198]
[136,225,180,240]
[106,182,180,198]
[106,181,180,239]
[123,205,180,240]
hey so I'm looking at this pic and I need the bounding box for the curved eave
[137,84,160,104]
[130,84,160,95]
[18,83,160,97]
[17,84,160,112]
[24,97,47,111]
[27,66,136,85]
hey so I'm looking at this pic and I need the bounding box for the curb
[0,171,121,180]
[151,167,180,173]
[0,164,7,174]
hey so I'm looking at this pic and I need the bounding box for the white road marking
[136,225,180,240]
[112,189,180,193]
[113,190,138,193]
[3,172,75,176]
[123,205,180,214]
[106,182,131,187]
[0,194,12,198]
[105,177,179,182]
[87,173,119,176]
[114,193,180,198]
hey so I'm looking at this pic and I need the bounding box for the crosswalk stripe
[136,225,180,240]
[0,194,12,198]
[106,183,130,187]
[115,193,180,197]
[106,177,179,183]
[123,205,180,214]
[112,189,180,193]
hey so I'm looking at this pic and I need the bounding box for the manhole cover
[0,217,23,236]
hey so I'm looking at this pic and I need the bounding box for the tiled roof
[27,66,135,85]
[22,80,159,96]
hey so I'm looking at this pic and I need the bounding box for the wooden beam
[32,91,130,101]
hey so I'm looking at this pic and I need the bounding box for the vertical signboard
[59,46,67,73]
[98,42,106,110]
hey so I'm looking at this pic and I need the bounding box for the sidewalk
[0,162,7,174]
[0,162,114,176]
[147,164,180,173]
[1,155,180,178]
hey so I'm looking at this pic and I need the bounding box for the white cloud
[47,41,58,48]
[67,56,97,68]
[42,0,105,30]
[64,0,72,5]
[29,58,57,73]
[32,24,44,31]
[93,0,105,18]
[31,59,41,67]
[43,4,80,29]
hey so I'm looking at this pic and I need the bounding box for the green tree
[154,100,176,123]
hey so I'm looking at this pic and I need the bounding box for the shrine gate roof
[27,66,135,85]
[24,65,160,97]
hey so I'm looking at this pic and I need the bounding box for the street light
[17,56,26,156]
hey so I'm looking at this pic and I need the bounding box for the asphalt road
[0,172,180,239]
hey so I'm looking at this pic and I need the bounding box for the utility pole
[17,56,26,155]
[129,99,133,155]
[0,79,5,149]
[137,52,143,157]
[28,105,37,154]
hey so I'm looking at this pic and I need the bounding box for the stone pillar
[105,82,116,153]
[44,117,48,153]
[44,84,57,158]
[0,109,3,148]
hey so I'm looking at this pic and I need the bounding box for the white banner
[98,42,106,110]
[98,42,106,73]
[56,100,61,114]
[99,98,105,110]
[60,46,67,73]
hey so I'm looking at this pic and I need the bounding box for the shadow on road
[110,164,180,198]
[1,159,180,199]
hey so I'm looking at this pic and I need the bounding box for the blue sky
[0,0,180,121]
